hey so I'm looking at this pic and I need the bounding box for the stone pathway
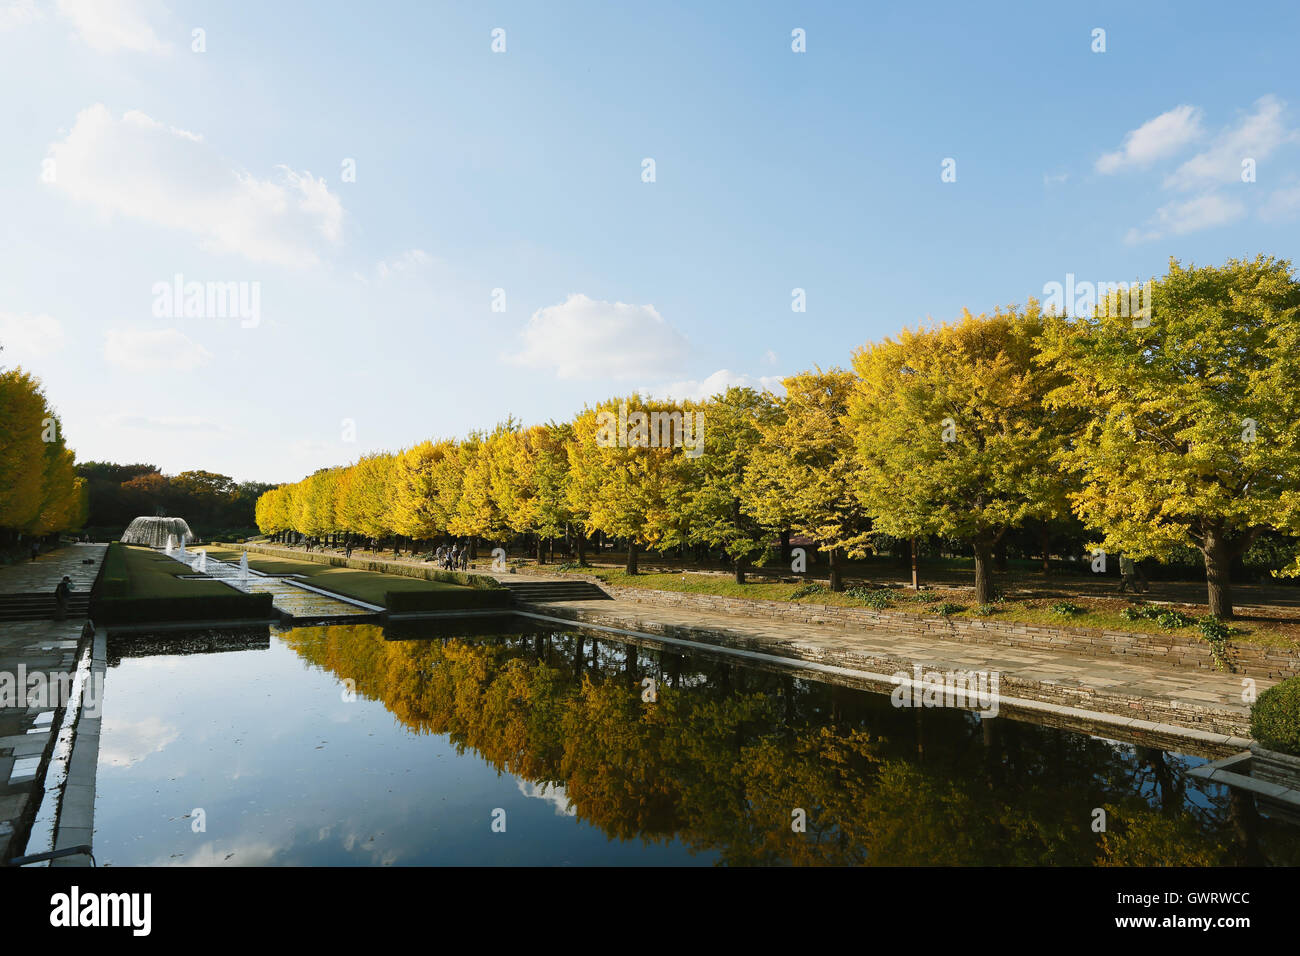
[522,595,1257,744]
[0,544,103,863]
[0,543,104,595]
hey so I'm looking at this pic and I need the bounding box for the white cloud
[45,104,343,268]
[506,293,690,380]
[1043,170,1069,186]
[0,311,65,357]
[645,368,786,402]
[56,0,169,54]
[0,0,40,31]
[103,326,211,372]
[1096,105,1203,174]
[1123,193,1246,244]
[376,248,432,279]
[1163,96,1294,191]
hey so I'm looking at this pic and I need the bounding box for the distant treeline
[77,462,273,539]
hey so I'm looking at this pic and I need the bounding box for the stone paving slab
[0,546,99,864]
[0,543,105,595]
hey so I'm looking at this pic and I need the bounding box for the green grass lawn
[204,547,470,607]
[565,567,1299,651]
[117,545,247,598]
[94,544,274,624]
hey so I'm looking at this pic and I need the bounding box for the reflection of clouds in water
[144,840,277,867]
[517,779,576,817]
[100,715,180,768]
[126,659,186,672]
[145,821,401,867]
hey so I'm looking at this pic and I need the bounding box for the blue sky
[1,0,1297,482]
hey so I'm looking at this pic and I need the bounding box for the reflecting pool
[91,619,1300,866]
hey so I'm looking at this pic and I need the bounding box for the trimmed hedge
[385,588,512,613]
[94,592,274,626]
[1251,675,1300,756]
[92,541,275,625]
[100,541,130,597]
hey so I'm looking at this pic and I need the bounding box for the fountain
[165,533,176,554]
[190,550,207,573]
[239,551,249,581]
[121,516,194,549]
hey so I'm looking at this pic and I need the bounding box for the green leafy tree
[1041,256,1300,616]
[742,370,868,590]
[850,307,1071,604]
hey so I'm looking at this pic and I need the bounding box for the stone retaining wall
[523,600,1252,742]
[561,577,1300,680]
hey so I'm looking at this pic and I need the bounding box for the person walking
[1118,552,1143,594]
[30,539,40,562]
[53,576,72,621]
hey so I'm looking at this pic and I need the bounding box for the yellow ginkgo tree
[741,370,869,591]
[1041,256,1300,617]
[850,308,1071,606]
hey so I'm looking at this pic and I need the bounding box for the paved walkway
[0,543,104,595]
[524,595,1256,743]
[0,543,104,863]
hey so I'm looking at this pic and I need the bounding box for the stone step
[499,580,609,602]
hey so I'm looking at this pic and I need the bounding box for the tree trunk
[536,532,546,565]
[576,531,587,566]
[828,547,843,592]
[626,540,638,575]
[1202,529,1234,618]
[910,536,919,590]
[973,542,994,605]
[779,529,791,565]
[1040,524,1051,575]
[734,555,746,585]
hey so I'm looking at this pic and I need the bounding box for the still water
[91,618,1300,866]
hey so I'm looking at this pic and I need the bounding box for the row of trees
[78,462,273,535]
[258,256,1300,618]
[0,364,86,548]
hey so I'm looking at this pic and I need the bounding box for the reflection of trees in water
[108,627,270,665]
[276,623,1271,866]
